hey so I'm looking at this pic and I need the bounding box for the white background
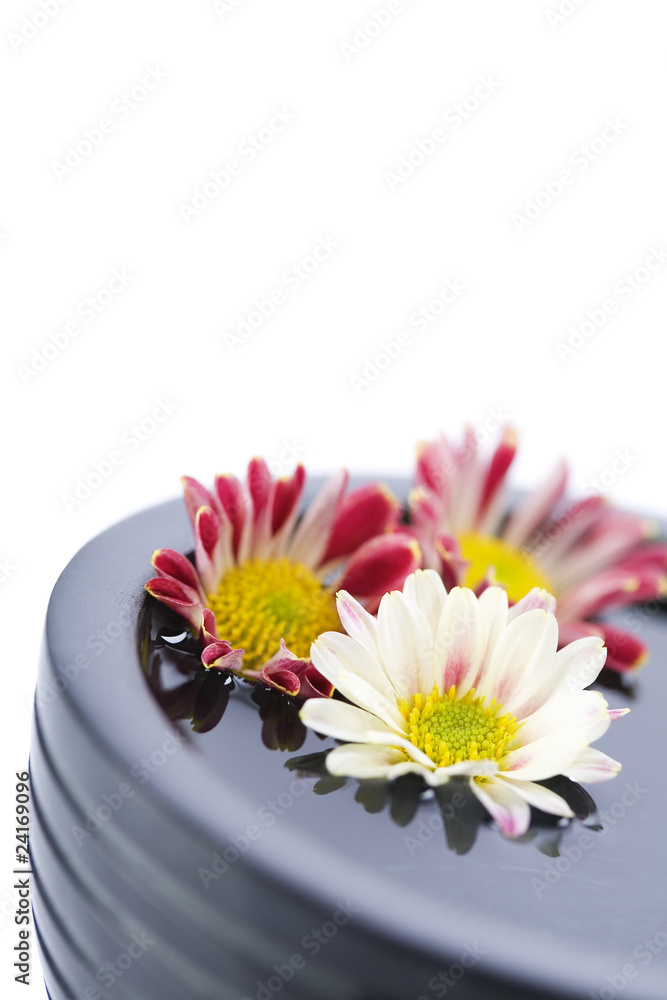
[2,1,665,996]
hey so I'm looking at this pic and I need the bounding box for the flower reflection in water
[286,749,601,856]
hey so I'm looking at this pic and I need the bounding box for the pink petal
[477,426,517,526]
[214,474,251,560]
[471,777,532,838]
[415,435,453,495]
[181,476,217,528]
[202,643,245,673]
[321,482,400,564]
[200,607,219,645]
[271,464,306,535]
[562,746,622,783]
[338,535,422,613]
[591,623,649,673]
[144,578,203,630]
[502,459,568,547]
[151,549,205,599]
[433,534,467,592]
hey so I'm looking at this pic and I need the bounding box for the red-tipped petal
[477,426,517,524]
[271,464,306,535]
[321,482,401,564]
[248,457,272,519]
[299,664,335,700]
[263,669,301,697]
[151,549,203,594]
[338,534,422,612]
[144,577,203,630]
[214,473,250,559]
[200,607,219,645]
[415,436,454,495]
[433,534,467,592]
[503,459,568,547]
[594,624,649,673]
[181,476,216,528]
[202,643,245,673]
[196,506,220,561]
[287,468,349,569]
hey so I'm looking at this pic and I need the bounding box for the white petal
[287,469,347,568]
[507,587,557,620]
[561,746,622,783]
[299,699,394,743]
[508,635,605,719]
[376,590,435,699]
[477,609,558,712]
[476,586,509,676]
[470,776,532,837]
[310,631,395,704]
[335,590,381,660]
[402,569,448,635]
[503,693,611,780]
[512,690,610,747]
[325,743,407,779]
[335,670,407,732]
[423,759,499,786]
[433,587,485,698]
[500,777,573,817]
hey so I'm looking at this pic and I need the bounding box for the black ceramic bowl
[30,484,667,1000]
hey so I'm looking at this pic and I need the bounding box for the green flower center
[459,531,553,603]
[400,685,518,767]
[207,557,341,671]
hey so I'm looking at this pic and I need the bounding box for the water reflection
[286,750,601,856]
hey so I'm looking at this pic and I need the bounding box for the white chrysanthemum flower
[300,570,628,838]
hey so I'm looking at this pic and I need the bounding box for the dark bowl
[30,484,667,1000]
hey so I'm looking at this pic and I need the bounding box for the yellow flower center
[459,531,553,603]
[207,557,341,672]
[400,685,517,767]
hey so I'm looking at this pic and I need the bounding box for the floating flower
[408,426,667,672]
[300,570,627,838]
[146,460,421,697]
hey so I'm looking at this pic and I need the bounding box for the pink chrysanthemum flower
[146,459,421,698]
[301,570,627,838]
[408,427,667,673]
